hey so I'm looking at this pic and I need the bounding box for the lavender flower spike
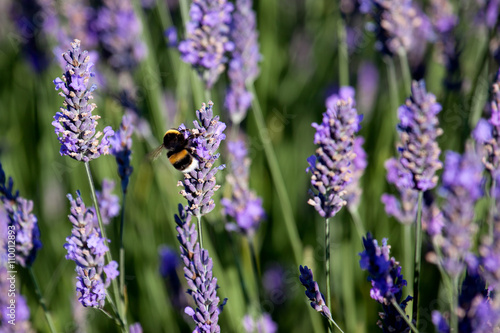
[179,101,226,217]
[298,265,332,320]
[64,191,119,308]
[359,233,413,332]
[110,113,134,193]
[396,80,443,191]
[225,0,261,124]
[175,204,226,332]
[52,39,114,162]
[306,88,361,218]
[0,162,42,267]
[179,0,234,89]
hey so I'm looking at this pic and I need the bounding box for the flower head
[92,179,120,226]
[0,163,42,267]
[298,265,332,320]
[359,233,413,332]
[64,191,119,308]
[52,39,114,162]
[178,101,226,217]
[307,87,361,218]
[222,139,265,237]
[174,204,226,332]
[110,113,134,193]
[179,0,234,88]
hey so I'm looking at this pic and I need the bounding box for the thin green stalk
[390,298,419,333]
[412,191,423,328]
[247,83,302,264]
[28,268,57,333]
[385,56,399,143]
[489,175,497,239]
[337,7,348,86]
[325,218,332,333]
[197,215,204,250]
[248,238,262,303]
[119,191,127,312]
[450,276,459,333]
[84,162,127,330]
[228,234,251,306]
[397,48,412,96]
[348,206,366,239]
[330,317,345,333]
[404,224,413,317]
[105,294,127,332]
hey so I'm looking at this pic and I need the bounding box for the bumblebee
[150,129,200,173]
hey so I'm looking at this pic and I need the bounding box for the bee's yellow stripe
[168,150,189,164]
[165,129,180,136]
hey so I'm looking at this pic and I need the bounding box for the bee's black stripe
[168,150,195,171]
[163,130,188,151]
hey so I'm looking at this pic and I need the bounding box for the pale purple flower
[92,179,120,226]
[93,0,147,72]
[356,61,379,115]
[109,113,134,192]
[262,264,286,297]
[52,39,114,162]
[224,0,261,124]
[175,204,226,332]
[0,267,33,331]
[298,265,332,320]
[0,163,42,267]
[242,313,278,333]
[129,323,143,333]
[178,0,234,88]
[64,191,119,308]
[178,102,226,217]
[165,27,178,47]
[306,87,361,218]
[222,139,265,237]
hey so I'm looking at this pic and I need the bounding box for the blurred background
[0,0,497,332]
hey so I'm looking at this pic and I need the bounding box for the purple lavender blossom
[432,146,484,277]
[359,233,413,332]
[52,39,114,162]
[129,322,143,333]
[178,101,226,217]
[0,163,42,267]
[93,0,147,72]
[476,0,500,29]
[306,88,361,218]
[165,27,178,48]
[224,0,261,124]
[178,0,234,89]
[174,204,226,332]
[92,179,120,226]
[242,312,278,333]
[222,139,265,237]
[298,265,332,320]
[110,113,134,193]
[474,69,500,179]
[395,80,443,191]
[64,191,119,308]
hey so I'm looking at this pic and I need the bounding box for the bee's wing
[147,145,165,161]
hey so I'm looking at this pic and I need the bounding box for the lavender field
[1,0,499,332]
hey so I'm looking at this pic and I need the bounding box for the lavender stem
[85,162,127,329]
[196,214,204,251]
[412,191,423,327]
[390,297,419,333]
[28,267,56,333]
[119,191,126,310]
[385,55,399,143]
[404,224,413,317]
[249,238,262,302]
[397,48,412,96]
[336,3,348,86]
[347,207,366,239]
[325,218,332,333]
[450,276,459,333]
[489,177,497,238]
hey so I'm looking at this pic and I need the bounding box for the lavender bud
[178,101,226,217]
[110,113,134,193]
[222,139,266,237]
[298,265,332,320]
[52,39,114,162]
[64,191,119,308]
[359,233,413,332]
[0,163,42,267]
[175,204,226,332]
[307,87,361,218]
[179,0,234,89]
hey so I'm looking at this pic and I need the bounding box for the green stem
[119,191,127,313]
[348,206,366,239]
[390,298,419,333]
[412,191,423,328]
[28,268,57,333]
[105,294,127,332]
[385,56,399,143]
[450,276,459,333]
[397,48,412,96]
[84,162,127,330]
[248,238,262,303]
[325,218,332,333]
[228,234,251,306]
[489,175,497,239]
[330,317,345,333]
[247,83,302,264]
[404,224,413,318]
[336,7,348,86]
[197,215,204,250]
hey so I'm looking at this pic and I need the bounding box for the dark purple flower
[52,39,114,162]
[222,139,265,237]
[93,0,147,72]
[224,0,261,124]
[395,80,443,191]
[110,113,134,193]
[298,265,332,320]
[159,245,180,278]
[432,146,484,277]
[165,27,178,48]
[92,179,120,226]
[359,233,413,332]
[0,163,42,267]
[179,0,234,88]
[307,87,361,218]
[242,312,278,333]
[175,204,226,332]
[178,102,226,217]
[64,191,119,308]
